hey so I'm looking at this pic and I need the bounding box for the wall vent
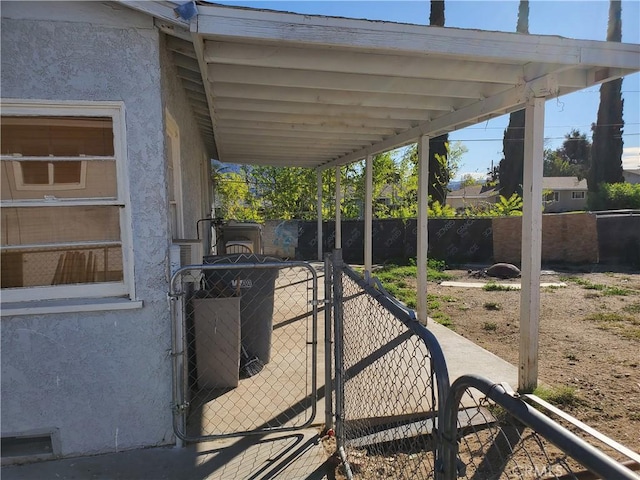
[1,428,60,465]
[173,239,204,266]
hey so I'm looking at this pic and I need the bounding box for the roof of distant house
[542,177,587,191]
[448,184,500,198]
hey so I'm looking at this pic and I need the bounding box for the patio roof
[121,1,640,169]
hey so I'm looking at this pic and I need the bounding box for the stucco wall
[492,213,598,264]
[159,35,211,241]
[1,3,174,457]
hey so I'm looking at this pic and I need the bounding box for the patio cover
[121,1,640,390]
[122,1,639,166]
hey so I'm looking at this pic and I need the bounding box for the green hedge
[587,183,640,211]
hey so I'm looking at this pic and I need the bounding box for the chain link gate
[169,256,319,442]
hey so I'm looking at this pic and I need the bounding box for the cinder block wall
[493,213,598,264]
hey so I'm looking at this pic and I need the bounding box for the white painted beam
[214,109,417,130]
[335,167,341,250]
[223,158,322,167]
[210,82,464,111]
[317,170,323,261]
[519,97,545,393]
[222,139,364,150]
[324,78,549,168]
[213,98,437,121]
[208,64,502,99]
[416,135,429,325]
[203,41,524,84]
[190,33,224,160]
[364,154,373,278]
[215,118,398,136]
[217,127,383,142]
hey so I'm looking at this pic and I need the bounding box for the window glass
[1,116,114,157]
[1,206,121,246]
[1,159,117,199]
[1,245,123,288]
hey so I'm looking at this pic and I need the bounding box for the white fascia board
[117,1,189,28]
[196,4,640,67]
[190,32,224,160]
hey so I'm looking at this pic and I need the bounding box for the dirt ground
[427,267,640,455]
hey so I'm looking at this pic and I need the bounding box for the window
[1,101,134,303]
[545,191,559,202]
[572,191,585,200]
[13,159,86,190]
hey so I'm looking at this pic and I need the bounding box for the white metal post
[417,135,429,324]
[364,154,373,278]
[335,166,342,249]
[317,169,323,261]
[519,97,545,392]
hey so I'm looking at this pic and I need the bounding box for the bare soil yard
[427,268,640,454]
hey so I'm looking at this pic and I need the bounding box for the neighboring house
[1,2,213,460]
[543,177,588,213]
[447,184,500,212]
[623,168,640,184]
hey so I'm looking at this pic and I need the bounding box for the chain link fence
[331,252,450,480]
[170,255,318,442]
[167,251,639,479]
[329,251,638,480]
[440,375,639,480]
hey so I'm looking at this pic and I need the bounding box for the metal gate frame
[169,260,319,442]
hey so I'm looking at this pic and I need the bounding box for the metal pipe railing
[440,374,639,480]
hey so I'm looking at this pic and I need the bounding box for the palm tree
[589,0,624,192]
[428,0,449,205]
[498,1,529,198]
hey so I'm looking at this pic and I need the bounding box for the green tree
[460,174,481,187]
[543,130,592,177]
[543,150,575,177]
[213,163,262,221]
[498,0,529,198]
[589,0,624,192]
[560,129,591,173]
[249,166,325,220]
[401,140,466,208]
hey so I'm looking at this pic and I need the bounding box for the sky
[213,0,640,179]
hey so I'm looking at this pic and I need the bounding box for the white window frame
[165,111,184,239]
[545,191,559,202]
[0,99,136,304]
[12,159,88,191]
[571,191,585,200]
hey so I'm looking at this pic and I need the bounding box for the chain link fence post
[324,252,334,432]
[331,249,352,476]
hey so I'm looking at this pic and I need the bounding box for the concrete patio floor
[3,263,518,480]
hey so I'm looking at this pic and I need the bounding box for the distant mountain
[448,180,463,191]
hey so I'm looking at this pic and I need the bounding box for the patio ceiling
[123,1,640,169]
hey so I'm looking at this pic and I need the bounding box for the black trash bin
[203,254,281,365]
